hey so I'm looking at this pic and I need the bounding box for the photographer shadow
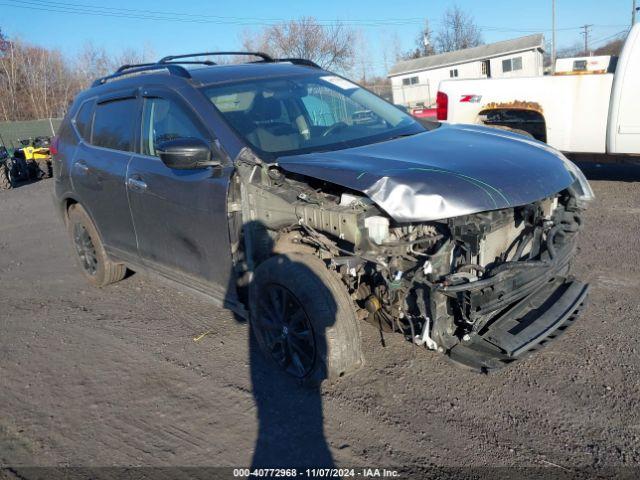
[228,221,336,469]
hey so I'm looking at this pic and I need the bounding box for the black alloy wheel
[73,222,98,276]
[256,284,316,378]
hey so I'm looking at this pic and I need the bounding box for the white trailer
[555,56,613,75]
[437,24,640,157]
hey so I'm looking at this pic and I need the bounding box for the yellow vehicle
[13,136,53,178]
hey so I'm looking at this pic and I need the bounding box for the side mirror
[156,138,221,170]
[395,104,409,114]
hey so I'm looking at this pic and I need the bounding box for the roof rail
[158,51,274,63]
[116,62,156,73]
[162,60,217,67]
[157,52,321,69]
[277,58,321,69]
[93,52,322,88]
[91,64,192,88]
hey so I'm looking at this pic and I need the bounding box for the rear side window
[57,117,75,144]
[74,100,95,141]
[92,98,137,151]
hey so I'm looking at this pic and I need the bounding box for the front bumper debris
[447,278,589,372]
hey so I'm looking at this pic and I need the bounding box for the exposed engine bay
[230,148,590,372]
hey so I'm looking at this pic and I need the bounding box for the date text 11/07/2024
[233,468,400,477]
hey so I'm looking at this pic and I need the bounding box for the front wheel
[249,253,364,385]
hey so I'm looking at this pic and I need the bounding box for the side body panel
[126,157,235,299]
[70,141,137,254]
[125,85,237,302]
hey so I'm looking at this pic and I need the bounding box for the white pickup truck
[437,24,640,157]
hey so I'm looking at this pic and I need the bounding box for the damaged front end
[231,139,591,372]
[427,196,589,371]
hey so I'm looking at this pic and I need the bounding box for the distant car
[53,51,593,382]
[411,106,437,120]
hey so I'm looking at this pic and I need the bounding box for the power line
[0,0,631,32]
[589,29,630,47]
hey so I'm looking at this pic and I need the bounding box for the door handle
[127,176,147,191]
[74,161,89,174]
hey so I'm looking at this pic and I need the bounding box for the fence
[391,81,434,109]
[0,118,62,152]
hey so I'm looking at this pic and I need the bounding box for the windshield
[201,73,424,159]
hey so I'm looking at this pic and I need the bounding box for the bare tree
[354,31,371,82]
[241,17,356,72]
[111,44,156,70]
[434,6,483,53]
[74,42,155,90]
[594,37,627,56]
[0,39,76,121]
[556,42,585,59]
[0,32,155,121]
[75,42,111,89]
[0,28,8,53]
[404,20,436,59]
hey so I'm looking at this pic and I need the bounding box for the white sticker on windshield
[320,75,358,90]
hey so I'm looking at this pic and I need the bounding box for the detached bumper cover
[448,279,589,372]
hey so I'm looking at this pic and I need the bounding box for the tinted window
[75,100,94,141]
[141,97,207,157]
[58,117,75,144]
[92,98,136,151]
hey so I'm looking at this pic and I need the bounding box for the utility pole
[581,24,593,56]
[551,0,557,73]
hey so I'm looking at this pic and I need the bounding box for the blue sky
[1,0,633,75]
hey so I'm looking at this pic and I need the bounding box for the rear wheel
[249,253,364,385]
[67,204,126,287]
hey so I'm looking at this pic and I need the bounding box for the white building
[389,34,545,108]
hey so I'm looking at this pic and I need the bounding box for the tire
[37,160,52,179]
[0,163,12,190]
[67,204,127,287]
[249,253,364,385]
[26,160,39,180]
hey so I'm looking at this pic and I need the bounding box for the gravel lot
[1,164,639,478]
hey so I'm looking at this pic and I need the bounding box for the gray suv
[53,52,593,382]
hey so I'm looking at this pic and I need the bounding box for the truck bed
[440,74,614,154]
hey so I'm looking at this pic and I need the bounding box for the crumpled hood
[277,123,575,222]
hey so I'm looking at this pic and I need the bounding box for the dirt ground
[1,164,640,478]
